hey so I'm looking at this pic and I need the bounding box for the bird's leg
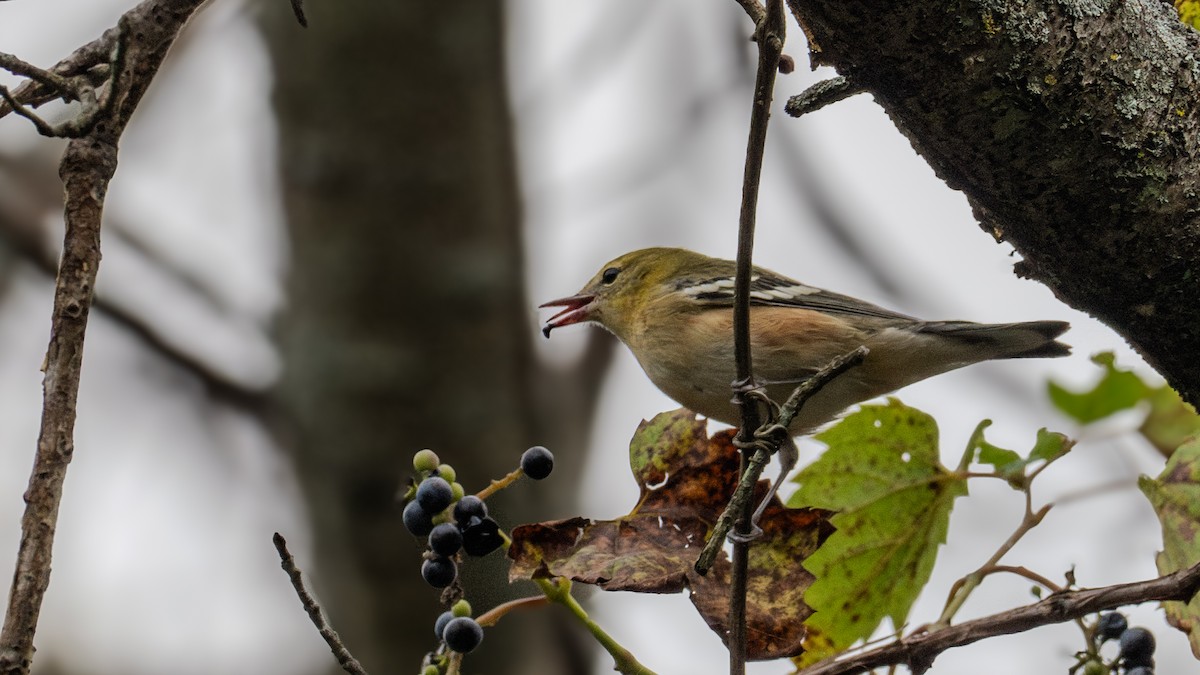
[751,432,797,525]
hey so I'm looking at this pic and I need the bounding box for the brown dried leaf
[508,409,834,660]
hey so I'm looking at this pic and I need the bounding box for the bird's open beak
[539,294,595,338]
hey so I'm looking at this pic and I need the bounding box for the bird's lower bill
[539,294,595,337]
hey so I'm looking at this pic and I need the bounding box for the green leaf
[1029,428,1070,462]
[969,422,1072,489]
[1047,352,1149,423]
[789,400,967,656]
[1139,385,1200,456]
[968,420,1023,484]
[1139,438,1200,658]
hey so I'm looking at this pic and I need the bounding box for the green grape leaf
[968,420,1023,485]
[508,409,834,660]
[1047,352,1149,423]
[968,422,1071,489]
[1139,385,1200,457]
[789,400,967,657]
[1139,438,1200,658]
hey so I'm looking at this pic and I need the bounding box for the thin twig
[290,0,308,27]
[0,27,118,119]
[784,76,866,117]
[727,1,786,672]
[273,534,370,675]
[0,52,80,101]
[0,86,56,136]
[796,560,1200,675]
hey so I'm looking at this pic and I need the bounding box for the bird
[540,247,1070,434]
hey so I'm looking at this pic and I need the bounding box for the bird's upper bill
[539,294,595,338]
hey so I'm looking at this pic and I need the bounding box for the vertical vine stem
[728,0,786,673]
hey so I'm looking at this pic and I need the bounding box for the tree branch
[782,0,1200,405]
[797,560,1200,675]
[0,2,209,672]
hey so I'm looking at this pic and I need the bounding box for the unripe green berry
[452,599,472,617]
[450,482,465,501]
[437,464,457,483]
[423,665,439,675]
[413,449,440,473]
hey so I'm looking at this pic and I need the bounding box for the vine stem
[536,578,656,675]
[727,0,785,672]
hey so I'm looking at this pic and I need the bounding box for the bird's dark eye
[601,267,620,284]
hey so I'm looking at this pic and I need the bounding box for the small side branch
[797,560,1200,675]
[273,534,370,675]
[784,76,866,117]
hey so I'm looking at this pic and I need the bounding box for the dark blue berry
[1095,612,1127,642]
[462,517,503,557]
[443,617,484,653]
[1119,627,1156,667]
[1125,667,1154,675]
[403,499,434,537]
[421,556,457,588]
[521,446,554,480]
[416,477,453,514]
[453,495,488,525]
[434,610,454,640]
[428,522,463,557]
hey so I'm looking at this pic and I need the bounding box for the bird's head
[540,247,707,340]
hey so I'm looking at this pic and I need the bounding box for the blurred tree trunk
[261,3,599,673]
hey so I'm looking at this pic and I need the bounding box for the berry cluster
[1087,611,1157,674]
[405,445,555,668]
[403,451,505,591]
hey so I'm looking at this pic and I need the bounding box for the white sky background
[0,1,1188,674]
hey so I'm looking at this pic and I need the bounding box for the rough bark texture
[262,2,601,673]
[785,0,1200,404]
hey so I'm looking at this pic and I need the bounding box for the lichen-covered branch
[783,0,1200,405]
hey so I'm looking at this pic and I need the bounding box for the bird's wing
[676,270,916,322]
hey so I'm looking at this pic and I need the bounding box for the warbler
[541,247,1070,433]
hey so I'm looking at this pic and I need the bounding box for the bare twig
[784,76,866,117]
[797,560,1200,675]
[0,86,56,136]
[290,0,308,27]
[273,533,370,675]
[0,27,119,119]
[0,52,80,101]
[0,2,211,672]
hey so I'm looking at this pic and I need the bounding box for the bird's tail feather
[917,320,1071,359]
